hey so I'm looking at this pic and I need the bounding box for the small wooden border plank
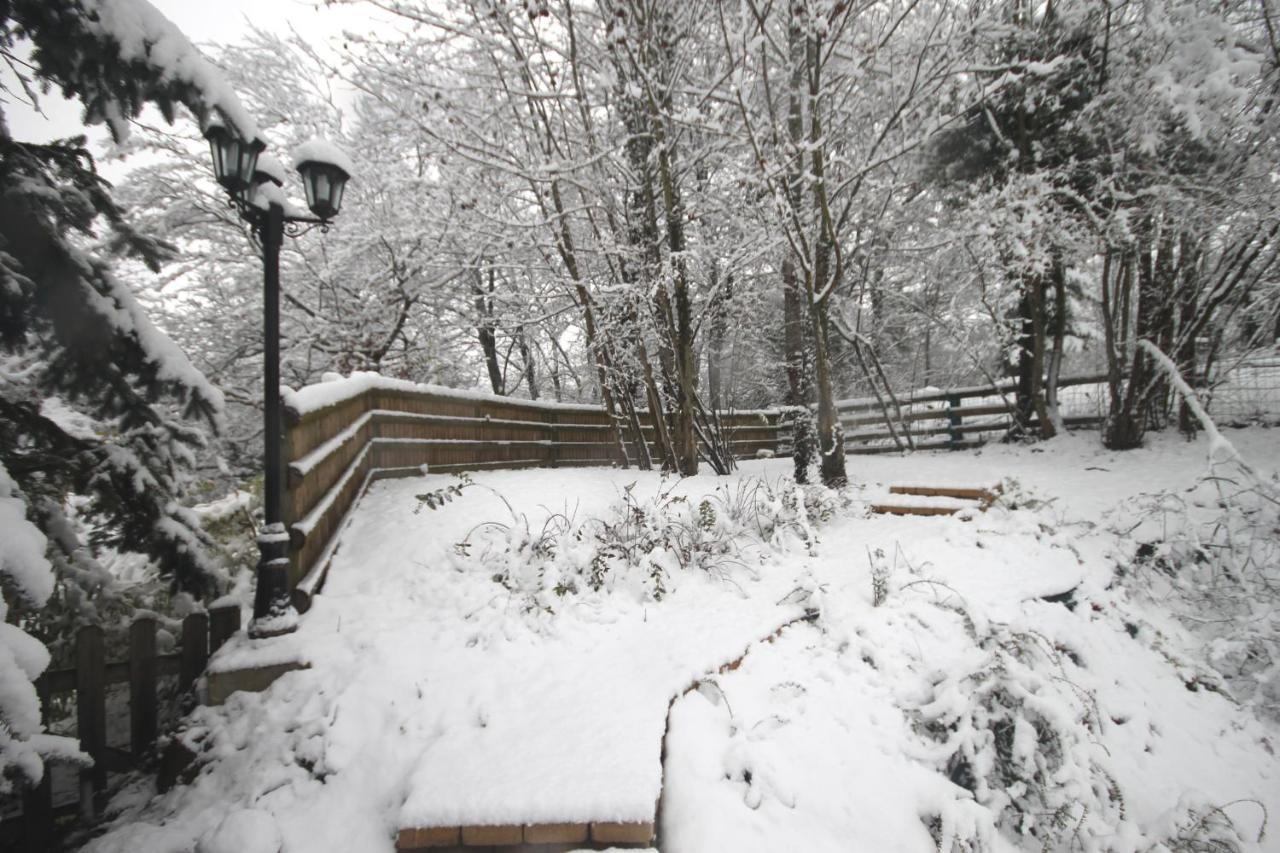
[870,504,964,517]
[889,484,1000,504]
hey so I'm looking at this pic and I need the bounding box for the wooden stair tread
[889,483,1001,504]
[871,503,967,517]
[872,482,1002,517]
[396,819,654,849]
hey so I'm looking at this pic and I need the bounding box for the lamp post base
[249,524,299,638]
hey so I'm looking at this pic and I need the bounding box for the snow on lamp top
[203,114,264,194]
[291,138,354,221]
[246,181,307,219]
[253,154,289,188]
[291,139,355,177]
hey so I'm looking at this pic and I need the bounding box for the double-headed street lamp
[203,116,352,638]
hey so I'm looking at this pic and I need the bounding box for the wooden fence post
[547,411,559,469]
[209,604,241,654]
[75,624,105,815]
[946,394,962,447]
[181,612,210,691]
[129,618,157,757]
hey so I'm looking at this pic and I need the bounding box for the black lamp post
[204,116,352,638]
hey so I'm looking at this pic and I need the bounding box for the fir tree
[0,0,257,794]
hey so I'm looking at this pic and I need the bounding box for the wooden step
[871,483,1002,517]
[889,483,1001,505]
[871,503,967,517]
[396,819,654,850]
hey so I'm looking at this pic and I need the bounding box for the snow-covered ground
[84,429,1280,853]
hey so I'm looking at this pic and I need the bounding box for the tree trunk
[1176,233,1202,435]
[707,269,730,412]
[1029,272,1053,439]
[1044,250,1067,436]
[811,297,846,487]
[472,267,504,395]
[1013,286,1037,435]
[516,325,539,400]
[548,181,629,466]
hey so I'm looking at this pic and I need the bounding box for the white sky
[4,0,394,145]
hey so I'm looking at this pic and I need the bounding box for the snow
[39,395,101,441]
[0,623,49,683]
[283,370,783,420]
[197,809,282,853]
[0,461,54,607]
[291,138,356,177]
[1140,339,1277,495]
[288,412,371,479]
[292,444,370,541]
[84,429,1280,852]
[283,371,604,417]
[79,0,259,141]
[72,248,226,431]
[191,490,252,523]
[868,492,978,510]
[246,180,311,219]
[253,154,288,187]
[0,462,83,795]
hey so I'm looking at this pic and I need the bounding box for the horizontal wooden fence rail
[10,605,241,852]
[281,377,784,611]
[837,373,1110,454]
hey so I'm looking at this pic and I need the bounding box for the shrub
[441,475,842,610]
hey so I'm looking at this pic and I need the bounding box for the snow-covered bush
[878,585,1259,853]
[912,616,1125,851]
[444,475,841,611]
[1113,346,1280,719]
[1117,462,1280,719]
[710,476,842,555]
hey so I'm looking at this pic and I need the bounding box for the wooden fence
[8,604,241,852]
[282,381,785,610]
[838,373,1109,454]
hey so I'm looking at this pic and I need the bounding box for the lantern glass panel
[204,125,264,194]
[205,126,237,190]
[297,161,350,220]
[236,138,264,191]
[330,179,346,216]
[301,168,318,213]
[314,172,331,209]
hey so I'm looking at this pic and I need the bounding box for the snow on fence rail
[280,375,785,611]
[837,373,1111,454]
[4,606,241,851]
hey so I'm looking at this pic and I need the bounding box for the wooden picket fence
[282,382,787,611]
[7,604,241,852]
[838,373,1110,454]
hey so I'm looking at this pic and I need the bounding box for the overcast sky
[5,0,391,144]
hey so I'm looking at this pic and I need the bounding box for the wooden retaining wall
[282,384,784,609]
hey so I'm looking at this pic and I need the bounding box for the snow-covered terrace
[93,424,1280,853]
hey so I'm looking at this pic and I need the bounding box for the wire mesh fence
[1205,353,1280,424]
